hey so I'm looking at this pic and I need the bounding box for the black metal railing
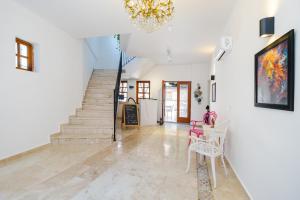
[113,52,135,141]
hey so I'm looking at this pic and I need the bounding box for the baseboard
[225,156,254,200]
[0,143,50,166]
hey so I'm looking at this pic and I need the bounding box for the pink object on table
[188,111,217,145]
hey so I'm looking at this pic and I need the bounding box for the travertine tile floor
[0,124,249,200]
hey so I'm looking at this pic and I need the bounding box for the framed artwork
[212,82,216,102]
[255,30,295,111]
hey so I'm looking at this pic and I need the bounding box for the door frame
[162,80,166,124]
[162,81,191,124]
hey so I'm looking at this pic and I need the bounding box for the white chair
[186,121,229,188]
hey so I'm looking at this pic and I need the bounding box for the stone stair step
[93,69,118,72]
[89,80,116,84]
[69,116,113,126]
[78,108,114,113]
[89,81,116,85]
[87,84,115,88]
[87,85,115,90]
[91,76,117,80]
[83,98,113,103]
[93,69,118,74]
[82,102,113,107]
[82,104,113,111]
[64,120,113,128]
[86,88,114,94]
[76,110,113,118]
[82,98,113,105]
[77,108,113,114]
[61,124,113,134]
[84,93,113,99]
[90,76,117,81]
[51,133,112,144]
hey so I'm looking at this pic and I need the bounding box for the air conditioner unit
[215,36,232,62]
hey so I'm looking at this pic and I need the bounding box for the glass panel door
[164,82,177,122]
[177,82,191,123]
[179,84,188,118]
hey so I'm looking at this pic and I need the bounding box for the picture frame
[212,82,216,102]
[255,30,295,111]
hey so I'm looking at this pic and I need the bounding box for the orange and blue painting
[257,40,288,105]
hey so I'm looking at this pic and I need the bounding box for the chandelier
[124,0,174,32]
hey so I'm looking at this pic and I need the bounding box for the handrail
[113,51,135,141]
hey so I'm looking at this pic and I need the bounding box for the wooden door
[177,81,191,123]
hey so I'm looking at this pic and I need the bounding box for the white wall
[0,0,96,160]
[211,0,300,199]
[82,40,97,90]
[122,58,155,80]
[141,64,210,121]
[86,36,120,69]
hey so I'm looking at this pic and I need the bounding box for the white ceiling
[14,0,237,64]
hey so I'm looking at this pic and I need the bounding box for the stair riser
[51,137,112,144]
[93,70,117,73]
[82,103,113,107]
[89,80,116,84]
[69,118,113,126]
[76,112,113,118]
[88,85,115,90]
[84,98,113,102]
[85,94,113,99]
[90,82,116,86]
[61,128,113,134]
[91,76,117,80]
[91,72,117,75]
[77,109,114,113]
[90,76,117,83]
[86,89,113,94]
[83,99,113,104]
[82,105,113,111]
[88,84,115,88]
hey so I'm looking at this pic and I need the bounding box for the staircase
[51,69,117,144]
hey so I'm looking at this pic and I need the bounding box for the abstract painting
[255,30,295,111]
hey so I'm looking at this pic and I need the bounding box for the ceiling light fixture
[124,0,174,32]
[166,48,172,62]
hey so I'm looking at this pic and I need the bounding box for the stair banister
[113,52,123,141]
[113,51,135,141]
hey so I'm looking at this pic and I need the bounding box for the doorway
[162,81,191,123]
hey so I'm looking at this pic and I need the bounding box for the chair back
[205,120,229,152]
[202,111,217,125]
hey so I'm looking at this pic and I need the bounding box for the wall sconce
[260,17,275,37]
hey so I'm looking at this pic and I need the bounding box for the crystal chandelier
[124,0,174,32]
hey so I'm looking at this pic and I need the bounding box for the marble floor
[0,124,249,200]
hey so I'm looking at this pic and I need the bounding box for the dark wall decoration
[194,83,203,104]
